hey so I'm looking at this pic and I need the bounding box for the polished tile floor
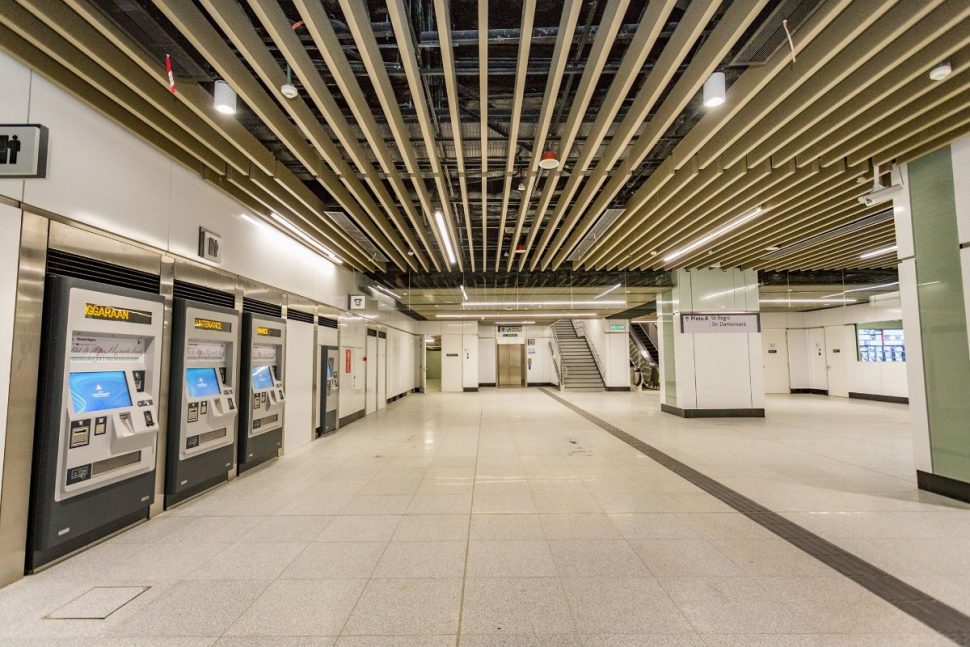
[1,389,968,645]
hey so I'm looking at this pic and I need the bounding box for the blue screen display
[251,365,274,390]
[69,371,132,413]
[186,367,221,398]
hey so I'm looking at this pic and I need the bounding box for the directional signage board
[681,313,760,334]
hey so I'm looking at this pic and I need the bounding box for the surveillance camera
[857,185,901,207]
[280,83,299,99]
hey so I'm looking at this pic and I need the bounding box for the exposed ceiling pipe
[523,0,677,271]
[492,0,537,271]
[433,0,475,270]
[336,0,452,269]
[511,0,630,270]
[149,0,409,269]
[245,0,430,271]
[291,0,441,270]
[535,0,721,271]
[504,1,582,271]
[386,0,465,271]
[479,0,489,270]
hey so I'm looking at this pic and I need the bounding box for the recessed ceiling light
[434,209,457,265]
[765,245,781,252]
[929,61,952,81]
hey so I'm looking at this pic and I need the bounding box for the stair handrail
[549,322,569,391]
[572,319,606,385]
[548,338,566,392]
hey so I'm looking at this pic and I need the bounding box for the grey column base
[917,470,970,504]
[848,392,909,404]
[661,403,765,418]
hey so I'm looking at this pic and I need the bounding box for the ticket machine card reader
[29,277,164,572]
[238,313,286,473]
[165,300,240,508]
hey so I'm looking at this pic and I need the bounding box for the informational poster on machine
[527,338,536,354]
[680,313,760,334]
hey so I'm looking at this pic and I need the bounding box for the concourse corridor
[0,389,967,645]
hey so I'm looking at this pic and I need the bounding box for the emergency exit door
[497,345,526,387]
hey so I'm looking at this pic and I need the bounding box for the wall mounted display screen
[251,364,274,389]
[857,323,906,362]
[69,370,132,413]
[186,367,221,398]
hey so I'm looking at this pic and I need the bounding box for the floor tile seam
[538,388,970,646]
[455,408,484,646]
[331,515,406,639]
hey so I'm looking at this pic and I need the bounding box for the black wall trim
[661,403,766,418]
[387,391,411,403]
[790,388,829,395]
[849,392,909,404]
[606,386,630,392]
[339,410,365,427]
[479,382,497,387]
[540,388,970,644]
[463,387,478,392]
[528,382,557,388]
[917,470,970,505]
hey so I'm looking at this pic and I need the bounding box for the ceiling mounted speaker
[538,151,560,170]
[703,72,726,108]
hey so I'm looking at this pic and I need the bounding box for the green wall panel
[910,146,970,482]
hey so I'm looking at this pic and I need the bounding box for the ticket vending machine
[316,346,338,436]
[28,276,163,571]
[237,313,285,473]
[166,300,240,507]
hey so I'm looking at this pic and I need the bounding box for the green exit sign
[610,324,626,332]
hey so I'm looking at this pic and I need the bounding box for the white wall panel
[283,320,314,453]
[693,334,753,408]
[478,337,496,384]
[441,334,463,392]
[0,54,30,202]
[786,328,811,389]
[762,329,790,393]
[462,334,478,389]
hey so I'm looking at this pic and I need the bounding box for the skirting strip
[790,388,829,395]
[849,392,909,404]
[661,403,765,418]
[918,470,970,505]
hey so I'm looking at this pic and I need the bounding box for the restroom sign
[0,124,48,178]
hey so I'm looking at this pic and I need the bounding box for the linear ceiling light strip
[479,0,489,271]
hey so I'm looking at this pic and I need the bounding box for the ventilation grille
[567,209,625,262]
[173,280,235,309]
[318,316,338,328]
[761,209,894,260]
[242,297,282,318]
[324,211,389,263]
[729,0,823,67]
[46,249,160,294]
[287,308,314,324]
[367,329,378,337]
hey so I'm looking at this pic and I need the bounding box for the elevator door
[497,344,525,387]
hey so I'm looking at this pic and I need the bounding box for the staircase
[552,320,605,392]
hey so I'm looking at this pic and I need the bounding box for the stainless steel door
[497,345,525,387]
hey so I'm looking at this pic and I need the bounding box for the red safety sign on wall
[345,349,352,373]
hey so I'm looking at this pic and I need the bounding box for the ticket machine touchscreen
[28,276,163,571]
[165,299,240,507]
[237,312,286,473]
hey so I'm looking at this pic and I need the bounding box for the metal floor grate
[539,388,970,646]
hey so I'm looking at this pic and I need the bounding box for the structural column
[657,268,765,418]
[895,134,970,503]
